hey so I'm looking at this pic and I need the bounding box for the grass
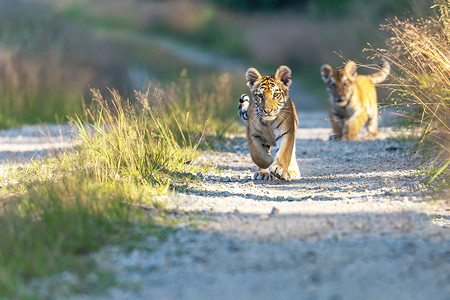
[0,175,162,298]
[369,0,449,185]
[164,70,242,141]
[0,85,83,128]
[0,159,176,298]
[0,80,227,297]
[74,88,200,186]
[0,66,241,296]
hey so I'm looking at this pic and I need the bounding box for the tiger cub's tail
[366,59,390,85]
[238,94,250,121]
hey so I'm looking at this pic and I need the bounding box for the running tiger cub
[320,59,390,140]
[238,65,300,181]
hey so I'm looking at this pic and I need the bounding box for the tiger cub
[320,59,390,140]
[238,65,300,181]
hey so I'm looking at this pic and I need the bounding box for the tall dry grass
[0,1,89,127]
[74,87,201,186]
[371,1,449,183]
[0,0,131,128]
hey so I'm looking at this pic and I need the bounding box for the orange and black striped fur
[238,65,300,181]
[320,60,390,140]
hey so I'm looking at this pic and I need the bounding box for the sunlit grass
[0,174,166,298]
[369,0,449,184]
[74,88,200,186]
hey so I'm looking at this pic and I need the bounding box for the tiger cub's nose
[264,109,273,114]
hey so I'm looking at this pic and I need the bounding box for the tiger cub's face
[321,61,357,107]
[246,65,292,122]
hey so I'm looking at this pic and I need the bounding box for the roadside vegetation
[0,81,224,297]
[370,0,449,185]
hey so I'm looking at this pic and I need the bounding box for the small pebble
[270,207,280,215]
[221,177,231,182]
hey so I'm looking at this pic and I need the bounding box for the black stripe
[275,130,289,141]
[252,129,264,135]
[275,118,285,129]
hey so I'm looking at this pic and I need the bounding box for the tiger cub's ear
[344,61,357,80]
[275,65,292,88]
[246,67,262,88]
[320,64,333,83]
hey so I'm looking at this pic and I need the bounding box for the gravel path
[0,124,76,162]
[2,112,449,299]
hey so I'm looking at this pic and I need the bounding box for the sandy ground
[2,112,449,300]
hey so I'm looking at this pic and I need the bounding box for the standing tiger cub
[238,65,300,181]
[320,59,390,140]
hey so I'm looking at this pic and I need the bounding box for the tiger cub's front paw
[238,94,250,121]
[253,169,274,181]
[270,162,291,181]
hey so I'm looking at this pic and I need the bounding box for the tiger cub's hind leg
[367,113,378,137]
[287,141,301,180]
[344,113,368,140]
[329,109,343,141]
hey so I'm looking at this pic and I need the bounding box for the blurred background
[0,0,432,129]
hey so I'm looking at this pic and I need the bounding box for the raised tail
[366,59,390,84]
[238,94,250,121]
